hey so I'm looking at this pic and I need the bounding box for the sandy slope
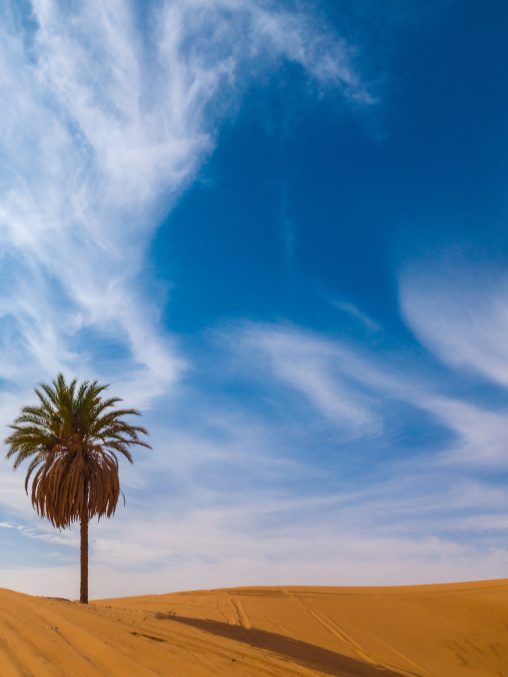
[0,580,507,676]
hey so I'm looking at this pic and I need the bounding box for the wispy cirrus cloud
[399,259,508,388]
[0,0,373,401]
[6,463,508,598]
[420,396,508,468]
[235,324,383,436]
[225,322,429,439]
[330,298,380,331]
[395,257,508,471]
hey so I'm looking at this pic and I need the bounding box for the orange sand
[0,579,507,675]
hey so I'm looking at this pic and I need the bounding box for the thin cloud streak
[400,261,508,388]
[331,299,380,332]
[233,324,385,437]
[421,396,508,468]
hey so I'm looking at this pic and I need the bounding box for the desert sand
[0,579,507,676]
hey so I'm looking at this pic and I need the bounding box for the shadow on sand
[156,613,419,677]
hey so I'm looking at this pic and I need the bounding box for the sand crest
[0,579,507,675]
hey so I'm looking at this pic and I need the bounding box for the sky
[0,0,508,600]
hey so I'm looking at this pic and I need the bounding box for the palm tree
[5,374,151,604]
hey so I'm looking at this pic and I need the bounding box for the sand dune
[0,579,507,676]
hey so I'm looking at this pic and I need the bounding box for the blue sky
[1,0,508,599]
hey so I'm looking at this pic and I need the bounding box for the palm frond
[5,374,151,527]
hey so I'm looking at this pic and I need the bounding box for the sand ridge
[0,579,507,675]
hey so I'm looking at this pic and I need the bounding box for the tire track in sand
[230,598,252,629]
[278,587,427,676]
[307,609,427,676]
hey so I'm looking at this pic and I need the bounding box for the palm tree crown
[5,373,151,602]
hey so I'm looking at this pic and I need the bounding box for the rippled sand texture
[0,580,507,676]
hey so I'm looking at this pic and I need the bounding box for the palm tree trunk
[80,483,89,604]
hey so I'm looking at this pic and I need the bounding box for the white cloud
[422,396,508,468]
[396,259,508,468]
[331,299,380,331]
[0,0,372,404]
[228,322,432,439]
[234,325,380,436]
[5,476,508,599]
[400,261,508,388]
